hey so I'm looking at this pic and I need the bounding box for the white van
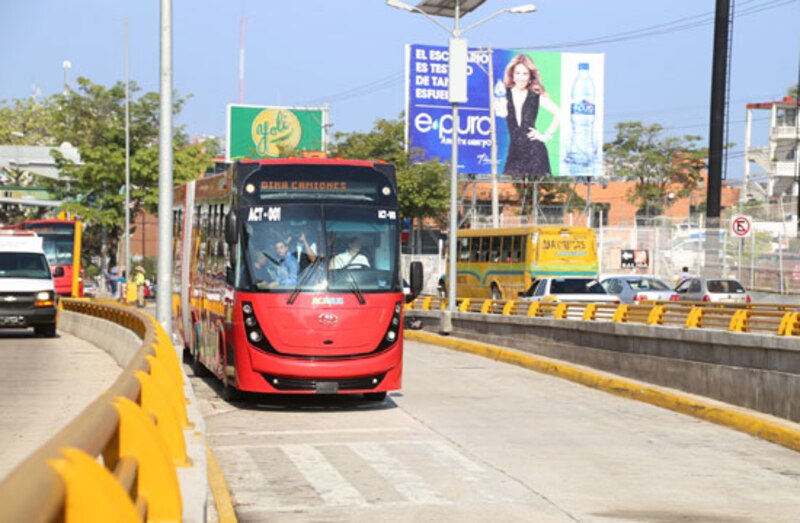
[0,232,58,337]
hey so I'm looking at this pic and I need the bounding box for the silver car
[600,276,678,304]
[673,276,751,304]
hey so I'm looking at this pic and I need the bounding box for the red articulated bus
[173,158,422,401]
[21,219,83,297]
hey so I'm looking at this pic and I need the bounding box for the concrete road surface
[0,328,120,479]
[196,340,800,523]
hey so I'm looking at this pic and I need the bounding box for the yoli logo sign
[252,109,302,157]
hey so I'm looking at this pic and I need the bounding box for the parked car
[519,277,619,304]
[600,275,678,304]
[673,276,751,304]
[83,280,98,298]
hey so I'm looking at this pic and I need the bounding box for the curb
[207,445,237,523]
[406,330,800,453]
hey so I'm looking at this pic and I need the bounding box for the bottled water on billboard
[493,79,507,118]
[565,63,596,173]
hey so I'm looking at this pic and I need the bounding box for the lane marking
[221,448,280,512]
[349,442,449,505]
[282,444,368,506]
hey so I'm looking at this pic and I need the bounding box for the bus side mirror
[225,265,235,286]
[225,212,238,245]
[409,261,423,298]
[52,267,65,278]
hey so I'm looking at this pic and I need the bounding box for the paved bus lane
[0,329,120,479]
[197,339,800,523]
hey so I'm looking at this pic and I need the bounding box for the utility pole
[705,0,731,275]
[157,0,174,335]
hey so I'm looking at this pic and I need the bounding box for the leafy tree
[45,78,213,263]
[788,83,799,98]
[331,117,449,252]
[604,121,707,216]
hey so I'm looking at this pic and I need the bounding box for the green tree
[45,78,212,263]
[604,121,707,217]
[331,117,449,252]
[788,83,799,98]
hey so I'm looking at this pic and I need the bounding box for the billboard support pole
[488,48,499,228]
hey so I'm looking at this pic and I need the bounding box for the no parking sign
[730,215,752,238]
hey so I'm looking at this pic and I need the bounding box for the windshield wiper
[287,256,325,305]
[343,268,366,305]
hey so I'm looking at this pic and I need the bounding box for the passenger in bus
[295,232,319,269]
[252,240,299,288]
[330,237,370,269]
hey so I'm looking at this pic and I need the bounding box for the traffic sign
[730,215,752,238]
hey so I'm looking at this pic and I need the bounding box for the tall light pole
[62,60,72,94]
[386,0,536,320]
[124,17,131,282]
[157,0,174,335]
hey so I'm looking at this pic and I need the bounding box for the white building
[743,96,799,201]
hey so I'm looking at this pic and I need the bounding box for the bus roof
[236,157,387,168]
[457,226,595,237]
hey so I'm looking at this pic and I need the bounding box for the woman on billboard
[495,54,560,177]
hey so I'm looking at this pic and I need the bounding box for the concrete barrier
[0,301,210,523]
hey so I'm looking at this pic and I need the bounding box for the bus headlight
[375,301,403,352]
[248,330,263,343]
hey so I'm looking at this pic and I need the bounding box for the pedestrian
[118,270,127,302]
[134,265,146,307]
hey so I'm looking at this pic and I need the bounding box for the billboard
[406,45,604,177]
[226,104,327,162]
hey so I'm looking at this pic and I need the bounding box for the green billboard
[226,104,326,161]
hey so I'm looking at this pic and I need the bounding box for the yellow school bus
[451,226,598,300]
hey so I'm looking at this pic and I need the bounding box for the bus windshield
[41,237,74,266]
[22,222,75,266]
[240,203,399,293]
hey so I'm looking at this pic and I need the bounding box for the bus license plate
[315,381,339,394]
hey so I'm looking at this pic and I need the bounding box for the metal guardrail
[406,296,800,336]
[0,300,190,522]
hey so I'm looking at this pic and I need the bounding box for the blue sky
[2,0,798,180]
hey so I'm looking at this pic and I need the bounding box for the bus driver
[330,237,370,269]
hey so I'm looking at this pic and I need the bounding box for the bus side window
[512,235,523,262]
[469,237,480,263]
[459,238,470,262]
[500,236,512,263]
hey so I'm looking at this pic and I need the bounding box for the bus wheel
[364,392,387,402]
[491,285,502,301]
[191,349,210,378]
[221,376,241,402]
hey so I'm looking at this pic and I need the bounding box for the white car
[519,277,619,304]
[600,275,678,304]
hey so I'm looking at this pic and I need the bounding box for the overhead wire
[299,0,796,148]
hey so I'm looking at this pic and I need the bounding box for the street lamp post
[386,0,535,321]
[62,60,72,94]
